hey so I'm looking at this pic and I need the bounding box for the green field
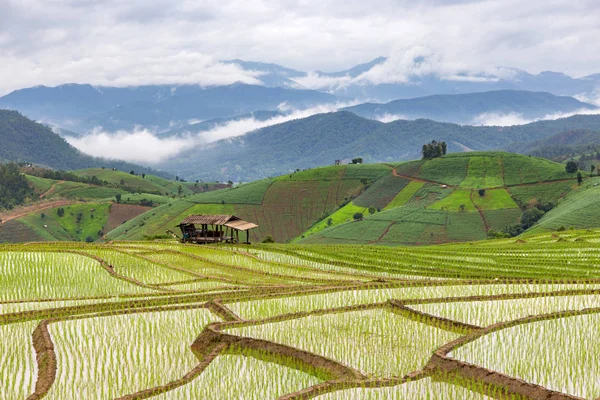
[2,232,600,397]
[101,152,599,245]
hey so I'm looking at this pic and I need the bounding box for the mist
[66,102,358,164]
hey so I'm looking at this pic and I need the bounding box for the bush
[368,207,376,214]
[353,212,364,221]
[262,235,275,243]
[85,236,94,243]
[478,189,485,197]
[520,208,545,229]
[565,161,578,173]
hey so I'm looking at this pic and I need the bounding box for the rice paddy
[2,230,600,398]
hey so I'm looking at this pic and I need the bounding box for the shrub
[353,212,364,221]
[262,235,275,243]
[478,189,485,197]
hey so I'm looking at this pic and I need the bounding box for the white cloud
[374,113,409,123]
[67,101,358,163]
[66,128,195,163]
[472,107,600,126]
[2,0,600,95]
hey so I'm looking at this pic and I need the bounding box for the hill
[0,110,169,176]
[0,83,336,133]
[158,111,600,182]
[342,90,596,124]
[110,152,584,245]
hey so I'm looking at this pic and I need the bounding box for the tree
[142,173,146,179]
[565,161,578,173]
[85,236,94,243]
[422,140,447,160]
[129,170,135,175]
[351,158,363,164]
[459,204,465,211]
[577,171,583,186]
[57,208,65,217]
[521,208,545,229]
[353,212,363,221]
[177,185,183,196]
[261,235,275,243]
[478,189,485,197]
[591,165,596,175]
[115,194,122,203]
[326,217,333,227]
[227,180,233,187]
[368,207,376,214]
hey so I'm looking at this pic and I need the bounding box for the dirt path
[39,180,64,199]
[0,200,80,224]
[470,191,490,232]
[389,166,457,188]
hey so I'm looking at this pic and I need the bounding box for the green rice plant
[0,321,38,399]
[0,252,154,300]
[230,309,460,377]
[227,283,597,320]
[152,354,322,399]
[316,377,494,399]
[412,294,600,326]
[453,312,600,398]
[81,249,193,285]
[46,308,220,399]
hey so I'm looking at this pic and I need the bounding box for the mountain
[341,90,596,124]
[221,57,600,102]
[158,111,600,182]
[109,152,583,245]
[0,83,337,133]
[0,110,169,176]
[158,110,285,138]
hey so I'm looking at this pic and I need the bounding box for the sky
[1,0,600,95]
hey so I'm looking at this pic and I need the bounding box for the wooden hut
[175,214,258,244]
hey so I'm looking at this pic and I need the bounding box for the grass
[298,202,369,240]
[453,313,600,398]
[471,189,519,210]
[230,309,460,377]
[3,236,600,398]
[460,155,504,188]
[48,308,221,399]
[20,203,110,242]
[384,180,425,210]
[418,156,469,186]
[354,174,410,209]
[429,190,477,212]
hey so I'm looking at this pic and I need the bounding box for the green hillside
[108,152,587,245]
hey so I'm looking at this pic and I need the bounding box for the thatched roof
[179,214,240,225]
[178,214,258,231]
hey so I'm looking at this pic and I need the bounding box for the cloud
[66,128,195,163]
[67,101,358,163]
[2,1,600,95]
[471,107,600,126]
[374,113,409,123]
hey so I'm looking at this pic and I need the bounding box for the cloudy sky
[1,0,599,95]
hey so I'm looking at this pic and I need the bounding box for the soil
[105,203,152,232]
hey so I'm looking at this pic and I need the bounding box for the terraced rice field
[2,230,600,398]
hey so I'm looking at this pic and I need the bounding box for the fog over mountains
[2,55,600,179]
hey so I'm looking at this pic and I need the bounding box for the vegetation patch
[471,189,519,211]
[384,180,425,210]
[429,190,477,212]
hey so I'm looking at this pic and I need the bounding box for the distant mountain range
[342,90,596,124]
[0,83,335,133]
[224,57,600,102]
[158,111,600,182]
[1,55,600,136]
[0,110,169,177]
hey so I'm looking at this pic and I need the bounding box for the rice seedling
[229,309,460,378]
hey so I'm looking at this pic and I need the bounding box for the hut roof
[179,214,240,225]
[224,220,259,231]
[178,214,258,231]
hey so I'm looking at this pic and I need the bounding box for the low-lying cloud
[66,128,195,163]
[67,102,358,164]
[471,107,600,126]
